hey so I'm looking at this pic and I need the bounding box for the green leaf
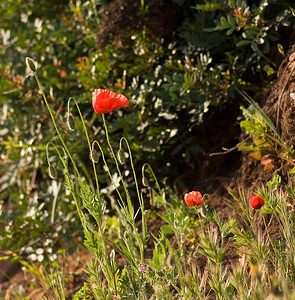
[237,90,282,142]
[238,142,256,152]
[160,224,174,235]
[263,64,275,76]
[236,40,252,47]
[277,43,284,56]
[227,14,236,26]
[195,3,221,11]
[226,27,235,36]
[220,16,228,28]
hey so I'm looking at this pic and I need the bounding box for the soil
[239,45,295,192]
[95,0,181,50]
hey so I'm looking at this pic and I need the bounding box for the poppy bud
[200,204,209,217]
[26,57,37,72]
[117,149,127,164]
[142,176,148,187]
[110,249,116,267]
[48,165,57,179]
[141,166,149,187]
[250,195,264,209]
[66,112,75,131]
[90,148,100,163]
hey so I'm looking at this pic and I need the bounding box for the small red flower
[92,89,129,114]
[250,195,264,209]
[184,191,204,207]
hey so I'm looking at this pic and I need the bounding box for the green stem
[51,182,61,224]
[142,162,166,208]
[102,116,145,263]
[97,224,117,294]
[120,137,141,207]
[68,97,100,195]
[34,74,85,230]
[34,74,81,179]
[46,142,86,231]
[102,114,134,220]
[262,214,277,264]
[120,138,147,260]
[91,141,127,214]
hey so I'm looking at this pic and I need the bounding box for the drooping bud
[26,57,37,72]
[117,148,127,164]
[66,112,75,131]
[142,165,149,187]
[48,165,57,179]
[90,148,99,163]
[200,204,209,218]
[110,249,115,267]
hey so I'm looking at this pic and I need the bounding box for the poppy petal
[92,89,129,114]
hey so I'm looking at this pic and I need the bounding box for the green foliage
[1,1,295,297]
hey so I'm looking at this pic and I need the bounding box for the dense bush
[0,0,294,262]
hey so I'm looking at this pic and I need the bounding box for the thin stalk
[119,137,141,206]
[68,97,100,195]
[120,138,147,257]
[102,114,134,219]
[91,140,127,214]
[97,224,118,295]
[142,162,166,208]
[51,182,61,224]
[119,137,147,263]
[46,142,86,231]
[34,74,85,230]
[262,214,277,265]
[34,74,81,180]
[278,154,295,167]
[102,116,145,263]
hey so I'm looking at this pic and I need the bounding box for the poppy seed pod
[250,195,264,209]
[92,89,129,114]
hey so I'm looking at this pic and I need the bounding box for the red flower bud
[92,89,129,114]
[184,191,204,207]
[250,195,264,209]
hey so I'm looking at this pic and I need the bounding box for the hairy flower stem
[102,114,145,263]
[68,97,100,195]
[142,163,166,207]
[102,114,131,208]
[120,137,147,261]
[33,73,86,231]
[97,224,118,295]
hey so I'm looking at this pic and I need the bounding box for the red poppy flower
[184,191,204,207]
[250,195,264,209]
[92,89,129,114]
